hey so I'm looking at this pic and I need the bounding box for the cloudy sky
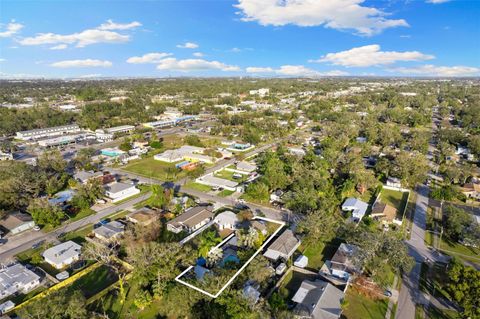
[0,0,479,78]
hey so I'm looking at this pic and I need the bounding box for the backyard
[214,169,248,183]
[379,188,409,220]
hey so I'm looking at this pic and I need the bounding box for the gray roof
[167,205,214,230]
[0,212,33,231]
[264,229,300,260]
[0,263,40,298]
[73,170,102,183]
[104,181,135,194]
[292,280,345,319]
[93,221,125,240]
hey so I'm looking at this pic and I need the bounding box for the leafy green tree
[445,258,480,318]
[27,198,64,227]
[245,182,270,203]
[148,184,170,209]
[18,290,88,319]
[119,138,132,152]
[134,289,153,310]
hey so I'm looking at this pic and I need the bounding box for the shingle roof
[167,205,213,229]
[265,229,300,257]
[292,280,344,319]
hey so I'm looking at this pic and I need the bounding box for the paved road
[395,185,450,319]
[0,192,150,262]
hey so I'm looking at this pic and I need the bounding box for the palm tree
[198,230,221,258]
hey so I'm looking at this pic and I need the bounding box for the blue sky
[0,0,479,78]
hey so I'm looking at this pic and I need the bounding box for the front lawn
[184,181,212,192]
[123,157,188,181]
[218,189,235,197]
[439,237,480,265]
[343,286,389,319]
[214,169,247,183]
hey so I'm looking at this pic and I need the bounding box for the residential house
[386,177,402,189]
[263,229,301,261]
[292,280,345,319]
[154,145,217,164]
[126,207,159,226]
[0,212,35,235]
[167,205,214,234]
[104,181,140,203]
[341,198,368,222]
[371,202,398,224]
[321,243,360,282]
[42,241,82,269]
[0,263,41,300]
[235,161,257,173]
[73,170,103,184]
[214,211,239,230]
[93,221,125,242]
[196,173,239,191]
[460,183,480,201]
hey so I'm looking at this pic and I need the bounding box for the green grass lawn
[380,188,409,219]
[61,225,94,244]
[426,306,461,319]
[184,181,213,192]
[343,287,389,319]
[67,264,118,299]
[214,169,247,183]
[300,242,339,271]
[66,208,96,223]
[123,157,187,181]
[439,237,480,265]
[218,189,235,197]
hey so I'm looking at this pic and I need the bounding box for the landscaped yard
[123,157,188,181]
[343,286,389,319]
[379,188,409,219]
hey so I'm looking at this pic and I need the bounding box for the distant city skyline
[1,0,479,78]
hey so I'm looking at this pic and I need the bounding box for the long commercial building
[143,115,196,129]
[16,124,81,140]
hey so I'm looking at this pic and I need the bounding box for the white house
[42,241,82,269]
[167,205,214,234]
[154,145,217,164]
[0,300,15,314]
[0,212,35,235]
[16,124,81,140]
[104,181,140,203]
[0,263,40,300]
[321,243,360,282]
[196,173,239,191]
[386,177,402,189]
[93,220,125,242]
[341,198,368,222]
[214,211,239,230]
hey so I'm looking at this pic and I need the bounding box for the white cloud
[156,58,239,72]
[126,52,173,64]
[0,21,24,38]
[18,20,140,47]
[426,0,450,3]
[312,44,434,67]
[235,0,408,36]
[246,65,348,77]
[246,67,274,73]
[388,65,480,77]
[176,42,199,49]
[50,44,68,50]
[98,19,141,30]
[0,58,5,62]
[50,59,112,68]
[193,52,204,57]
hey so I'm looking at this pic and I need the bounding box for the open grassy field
[123,156,188,181]
[299,241,339,271]
[343,286,389,319]
[439,237,480,264]
[66,264,118,299]
[184,181,212,192]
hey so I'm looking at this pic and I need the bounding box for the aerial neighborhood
[0,77,479,319]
